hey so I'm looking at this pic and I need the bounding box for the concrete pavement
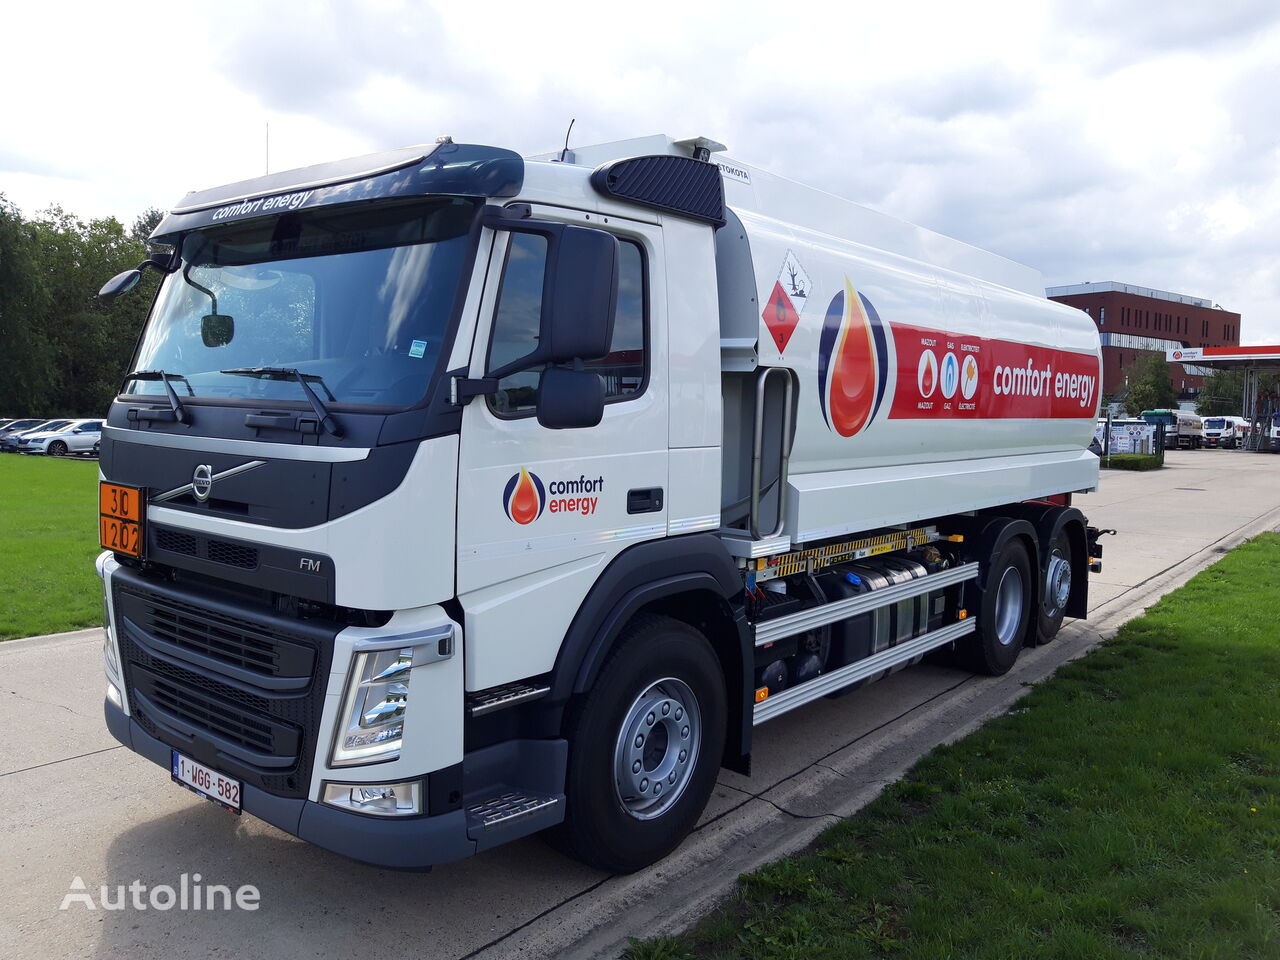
[2,448,1279,960]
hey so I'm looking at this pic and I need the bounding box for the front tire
[48,441,67,457]
[554,614,727,873]
[960,538,1033,675]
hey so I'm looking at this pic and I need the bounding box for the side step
[466,681,551,718]
[753,562,980,646]
[753,618,976,725]
[466,791,563,840]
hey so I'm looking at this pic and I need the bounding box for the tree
[129,207,165,244]
[1196,368,1280,418]
[30,206,154,416]
[0,194,55,414]
[0,197,153,417]
[1124,351,1178,414]
[1196,369,1245,416]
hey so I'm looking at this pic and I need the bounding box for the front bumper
[105,699,567,869]
[104,697,476,868]
[99,554,568,869]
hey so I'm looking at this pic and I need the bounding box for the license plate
[171,750,242,814]
[99,482,144,557]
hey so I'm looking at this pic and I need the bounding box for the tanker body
[95,133,1107,876]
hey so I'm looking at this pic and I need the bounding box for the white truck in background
[94,134,1106,873]
[1201,415,1249,449]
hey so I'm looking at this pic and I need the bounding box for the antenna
[558,118,576,162]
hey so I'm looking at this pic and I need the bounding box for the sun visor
[151,142,524,240]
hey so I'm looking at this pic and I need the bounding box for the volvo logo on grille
[152,460,267,505]
[191,464,214,502]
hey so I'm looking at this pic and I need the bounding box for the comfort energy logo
[502,468,546,525]
[818,279,890,437]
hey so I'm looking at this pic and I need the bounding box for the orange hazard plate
[99,482,144,557]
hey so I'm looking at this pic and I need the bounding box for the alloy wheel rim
[613,677,701,820]
[995,565,1025,646]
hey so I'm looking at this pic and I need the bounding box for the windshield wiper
[220,367,343,438]
[121,369,192,423]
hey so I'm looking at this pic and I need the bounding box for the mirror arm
[480,203,533,229]
[182,262,219,314]
[450,376,499,406]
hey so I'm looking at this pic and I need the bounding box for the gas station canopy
[1166,345,1280,450]
[1165,345,1280,369]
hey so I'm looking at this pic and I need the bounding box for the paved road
[3,449,1279,960]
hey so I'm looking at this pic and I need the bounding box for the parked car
[0,418,45,445]
[1,419,72,453]
[0,419,14,430]
[20,419,103,457]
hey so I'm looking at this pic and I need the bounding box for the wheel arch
[547,533,752,772]
[977,504,1089,620]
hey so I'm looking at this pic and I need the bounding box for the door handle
[627,487,663,514]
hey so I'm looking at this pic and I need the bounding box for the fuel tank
[716,159,1102,543]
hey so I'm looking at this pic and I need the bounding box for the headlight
[331,647,415,766]
[328,626,455,768]
[321,779,424,816]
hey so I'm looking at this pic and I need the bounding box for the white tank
[715,154,1102,544]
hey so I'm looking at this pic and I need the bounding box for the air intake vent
[590,155,725,226]
[207,538,259,569]
[155,528,198,556]
[151,525,259,569]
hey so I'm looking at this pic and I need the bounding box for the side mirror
[202,314,235,347]
[537,366,604,429]
[99,269,141,301]
[543,226,619,364]
[483,217,620,381]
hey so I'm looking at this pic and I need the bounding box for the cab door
[455,208,668,692]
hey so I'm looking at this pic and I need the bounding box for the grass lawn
[629,534,1280,960]
[0,455,103,639]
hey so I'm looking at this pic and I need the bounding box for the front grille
[143,597,315,681]
[134,666,293,757]
[113,570,335,798]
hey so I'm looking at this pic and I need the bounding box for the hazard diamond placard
[763,281,800,352]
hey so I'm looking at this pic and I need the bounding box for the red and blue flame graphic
[502,468,546,524]
[817,280,890,437]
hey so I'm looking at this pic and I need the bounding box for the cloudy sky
[4,0,1278,341]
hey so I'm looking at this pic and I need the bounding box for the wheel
[1034,530,1073,644]
[48,440,67,457]
[553,614,727,873]
[960,538,1033,675]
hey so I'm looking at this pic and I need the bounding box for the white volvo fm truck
[96,135,1107,872]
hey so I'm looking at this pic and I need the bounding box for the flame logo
[502,468,546,524]
[817,280,889,437]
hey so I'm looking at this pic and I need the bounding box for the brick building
[1046,281,1241,404]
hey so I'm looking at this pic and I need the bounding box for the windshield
[127,197,479,409]
[1204,418,1226,429]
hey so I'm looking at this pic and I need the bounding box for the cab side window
[487,233,647,416]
